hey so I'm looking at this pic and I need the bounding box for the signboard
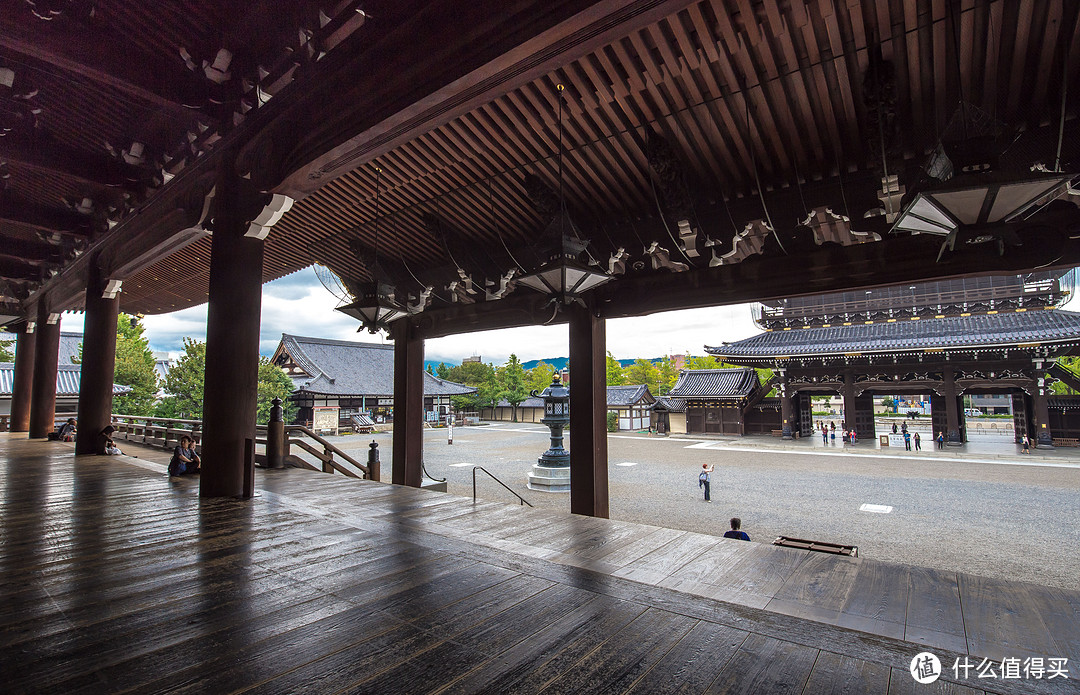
[378,398,394,406]
[888,433,906,448]
[312,406,339,434]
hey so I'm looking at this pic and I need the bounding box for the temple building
[270,334,475,433]
[708,271,1080,447]
[485,384,655,430]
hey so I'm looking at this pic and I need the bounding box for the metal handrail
[472,466,533,507]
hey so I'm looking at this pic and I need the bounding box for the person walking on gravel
[698,463,714,502]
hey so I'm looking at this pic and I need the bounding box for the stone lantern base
[527,464,570,492]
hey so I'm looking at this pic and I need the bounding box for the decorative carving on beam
[244,193,294,240]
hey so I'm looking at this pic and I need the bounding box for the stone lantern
[527,375,570,492]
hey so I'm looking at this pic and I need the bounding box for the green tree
[158,338,206,419]
[445,361,498,412]
[436,362,450,379]
[112,313,159,415]
[683,355,718,370]
[0,330,14,362]
[1050,357,1080,395]
[498,354,529,422]
[526,361,556,393]
[426,363,434,375]
[256,358,297,423]
[656,356,678,396]
[623,358,659,394]
[605,351,625,385]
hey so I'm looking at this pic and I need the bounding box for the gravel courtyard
[328,423,1080,591]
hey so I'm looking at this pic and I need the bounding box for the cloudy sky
[57,265,762,366]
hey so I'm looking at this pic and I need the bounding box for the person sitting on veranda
[100,425,122,455]
[723,517,750,541]
[55,417,77,441]
[169,435,201,476]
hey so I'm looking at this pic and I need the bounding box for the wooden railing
[255,424,372,480]
[110,415,202,450]
[109,415,374,480]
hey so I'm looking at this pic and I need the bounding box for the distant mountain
[522,357,569,371]
[522,356,669,370]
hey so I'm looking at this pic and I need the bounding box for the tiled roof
[606,384,655,407]
[668,368,759,398]
[708,309,1080,359]
[278,334,475,397]
[0,363,132,397]
[653,397,687,412]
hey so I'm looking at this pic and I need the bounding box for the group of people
[890,423,924,451]
[697,464,751,541]
[47,419,200,476]
[817,421,862,444]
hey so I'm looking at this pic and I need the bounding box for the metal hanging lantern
[515,209,613,302]
[337,283,405,334]
[517,84,611,305]
[336,165,405,333]
[527,375,571,492]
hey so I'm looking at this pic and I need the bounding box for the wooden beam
[0,257,44,281]
[0,196,94,236]
[262,0,700,198]
[0,235,63,264]
[0,134,145,191]
[0,17,211,121]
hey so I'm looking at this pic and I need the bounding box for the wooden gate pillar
[841,371,856,436]
[778,369,794,440]
[1033,360,1054,448]
[568,303,608,518]
[200,169,268,498]
[29,304,61,439]
[943,367,962,446]
[391,318,424,488]
[9,326,36,432]
[75,261,120,455]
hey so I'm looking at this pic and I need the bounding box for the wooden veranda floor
[1,434,1076,694]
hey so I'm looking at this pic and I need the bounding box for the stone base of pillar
[527,463,570,492]
[781,425,793,440]
[1037,432,1055,449]
[421,477,448,492]
[947,431,963,447]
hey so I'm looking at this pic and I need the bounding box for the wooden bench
[1052,437,1079,447]
[773,536,859,557]
[771,429,783,437]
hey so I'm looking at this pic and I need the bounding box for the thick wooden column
[200,173,265,498]
[9,327,36,432]
[391,318,424,488]
[568,303,608,518]
[29,305,61,439]
[1033,361,1054,448]
[778,369,794,440]
[943,367,962,446]
[841,371,856,436]
[75,263,120,455]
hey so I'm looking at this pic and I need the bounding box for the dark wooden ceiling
[2,0,1079,329]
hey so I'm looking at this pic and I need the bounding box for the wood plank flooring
[1,434,1077,694]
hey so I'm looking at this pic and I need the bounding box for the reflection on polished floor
[1,434,1075,694]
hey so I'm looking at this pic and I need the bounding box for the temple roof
[668,369,759,399]
[709,309,1080,361]
[1,363,131,397]
[606,385,655,407]
[273,334,475,398]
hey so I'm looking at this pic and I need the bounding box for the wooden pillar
[778,369,793,440]
[200,171,265,498]
[29,305,61,439]
[391,318,424,488]
[9,327,36,432]
[75,262,120,455]
[567,303,608,518]
[841,371,856,435]
[943,366,962,446]
[1033,360,1054,448]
